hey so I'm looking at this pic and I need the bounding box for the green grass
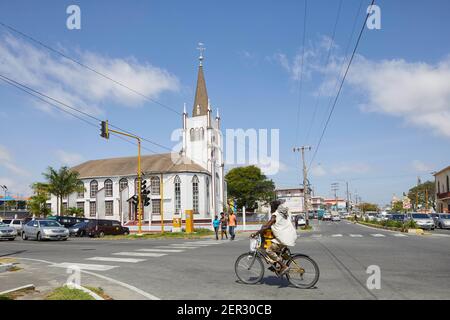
[45,286,94,300]
[101,228,214,240]
[300,225,313,230]
[0,294,13,300]
[83,286,112,300]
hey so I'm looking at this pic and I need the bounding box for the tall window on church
[192,175,199,214]
[90,180,98,198]
[215,173,220,199]
[206,177,210,214]
[77,182,84,199]
[119,178,128,192]
[151,177,160,195]
[190,128,195,141]
[104,179,113,197]
[174,176,181,215]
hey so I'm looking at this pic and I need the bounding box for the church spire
[193,43,208,117]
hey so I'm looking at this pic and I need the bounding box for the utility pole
[425,188,428,212]
[346,182,350,214]
[1,185,7,216]
[293,146,311,226]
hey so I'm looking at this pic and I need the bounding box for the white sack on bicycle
[271,205,297,247]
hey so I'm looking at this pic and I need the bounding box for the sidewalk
[0,259,148,300]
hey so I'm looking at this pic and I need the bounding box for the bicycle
[234,234,320,289]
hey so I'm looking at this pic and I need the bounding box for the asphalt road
[1,220,450,300]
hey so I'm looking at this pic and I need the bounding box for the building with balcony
[435,165,450,213]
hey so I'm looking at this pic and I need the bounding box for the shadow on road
[0,250,27,257]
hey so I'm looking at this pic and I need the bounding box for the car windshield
[440,214,450,219]
[39,221,62,227]
[412,214,430,219]
[0,222,6,226]
[72,222,87,228]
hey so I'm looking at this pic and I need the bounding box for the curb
[67,284,104,300]
[0,284,35,296]
[0,263,14,273]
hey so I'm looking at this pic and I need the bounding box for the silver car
[0,221,17,240]
[409,213,435,230]
[2,219,25,235]
[22,220,69,241]
[436,214,450,229]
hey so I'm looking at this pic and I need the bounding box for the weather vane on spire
[197,42,205,66]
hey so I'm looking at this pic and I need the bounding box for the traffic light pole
[100,121,143,235]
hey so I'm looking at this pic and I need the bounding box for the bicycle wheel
[286,254,320,289]
[235,252,264,284]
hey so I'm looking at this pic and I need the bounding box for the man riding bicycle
[251,200,297,276]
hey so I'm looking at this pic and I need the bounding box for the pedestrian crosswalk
[303,232,408,239]
[57,239,235,272]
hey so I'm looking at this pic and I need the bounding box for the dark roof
[70,153,208,179]
[192,65,209,117]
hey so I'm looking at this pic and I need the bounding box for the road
[1,220,450,300]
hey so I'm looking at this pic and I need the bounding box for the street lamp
[1,185,7,216]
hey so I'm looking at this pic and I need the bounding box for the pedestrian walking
[220,212,228,240]
[213,215,220,240]
[228,211,237,240]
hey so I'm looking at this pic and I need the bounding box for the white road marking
[136,248,184,253]
[50,262,118,271]
[349,234,363,237]
[158,245,197,249]
[87,257,147,263]
[371,234,386,237]
[311,234,322,238]
[393,233,408,237]
[168,244,205,248]
[331,234,343,237]
[113,252,167,257]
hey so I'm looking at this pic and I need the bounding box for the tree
[66,207,84,217]
[28,182,51,218]
[358,202,379,213]
[392,200,404,212]
[407,181,435,210]
[225,165,275,211]
[42,166,85,216]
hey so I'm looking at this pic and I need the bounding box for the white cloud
[56,150,84,166]
[330,163,371,175]
[310,164,327,177]
[0,33,180,115]
[0,144,30,177]
[411,160,433,172]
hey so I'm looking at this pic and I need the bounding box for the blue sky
[0,0,449,206]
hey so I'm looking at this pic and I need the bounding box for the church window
[77,182,84,198]
[151,176,160,195]
[206,177,210,214]
[174,176,181,215]
[152,199,161,214]
[192,175,199,214]
[90,180,98,198]
[119,178,128,192]
[89,201,96,217]
[105,200,113,216]
[104,179,113,197]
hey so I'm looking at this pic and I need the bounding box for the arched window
[77,182,84,198]
[215,173,220,197]
[134,178,139,195]
[206,177,210,214]
[90,180,98,198]
[151,176,160,195]
[174,176,181,215]
[190,128,195,141]
[104,179,113,197]
[192,175,199,214]
[119,178,128,192]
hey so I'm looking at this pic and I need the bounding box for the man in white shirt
[252,201,297,276]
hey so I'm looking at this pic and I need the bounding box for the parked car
[47,216,90,228]
[389,214,406,223]
[331,215,341,222]
[322,212,332,221]
[293,214,306,227]
[68,221,90,237]
[85,219,130,237]
[436,214,450,229]
[22,219,69,241]
[1,219,25,235]
[0,221,17,240]
[408,213,435,230]
[429,213,440,226]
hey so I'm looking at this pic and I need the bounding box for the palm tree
[28,182,51,218]
[43,166,85,216]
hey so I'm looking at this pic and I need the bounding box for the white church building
[47,52,226,228]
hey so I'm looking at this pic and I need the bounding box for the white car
[331,215,341,222]
[0,221,17,240]
[322,213,332,221]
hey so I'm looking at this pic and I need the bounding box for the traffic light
[141,179,151,207]
[100,120,109,139]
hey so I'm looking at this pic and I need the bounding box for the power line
[294,0,308,145]
[0,21,181,116]
[308,0,375,170]
[304,0,343,144]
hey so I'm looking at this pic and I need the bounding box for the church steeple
[192,43,209,117]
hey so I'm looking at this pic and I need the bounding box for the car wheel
[22,232,28,240]
[62,238,68,241]
[37,232,42,241]
[8,238,15,241]
[79,231,85,237]
[123,231,129,235]
[99,231,105,238]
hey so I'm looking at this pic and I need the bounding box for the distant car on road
[1,219,25,235]
[408,213,435,230]
[0,221,17,240]
[296,215,306,227]
[22,219,69,241]
[68,221,90,237]
[85,219,130,237]
[322,212,332,221]
[47,215,90,228]
[331,215,341,222]
[436,214,450,229]
[389,214,406,223]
